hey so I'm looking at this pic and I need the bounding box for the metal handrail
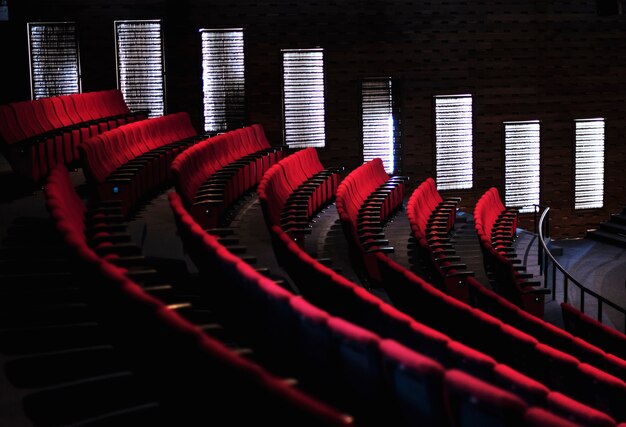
[536,205,626,331]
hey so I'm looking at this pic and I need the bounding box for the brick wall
[1,0,625,237]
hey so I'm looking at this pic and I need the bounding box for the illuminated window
[115,20,165,118]
[504,120,540,213]
[200,28,245,133]
[362,78,397,174]
[435,95,473,190]
[575,118,604,210]
[28,22,81,100]
[282,48,325,148]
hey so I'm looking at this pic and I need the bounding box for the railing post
[536,205,626,330]
[535,205,544,271]
[551,263,556,300]
[540,254,548,288]
[580,289,585,314]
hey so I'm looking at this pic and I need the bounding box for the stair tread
[587,229,626,247]
[599,221,626,234]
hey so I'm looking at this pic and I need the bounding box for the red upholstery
[524,407,579,427]
[493,364,550,406]
[547,392,617,427]
[335,158,407,280]
[577,363,626,422]
[561,302,626,361]
[79,112,198,215]
[444,369,528,427]
[327,317,385,417]
[406,178,471,300]
[0,89,146,182]
[446,341,497,379]
[474,187,548,318]
[168,184,625,424]
[375,252,626,420]
[172,124,282,229]
[379,338,447,427]
[257,147,340,245]
[46,166,353,426]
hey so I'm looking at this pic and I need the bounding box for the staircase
[586,209,626,248]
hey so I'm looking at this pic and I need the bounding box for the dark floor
[1,159,626,425]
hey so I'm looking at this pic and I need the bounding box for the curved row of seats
[406,177,472,302]
[561,303,626,361]
[335,158,408,281]
[376,252,626,424]
[170,191,596,427]
[424,256,626,386]
[257,147,341,244]
[171,124,283,229]
[41,118,626,426]
[404,180,626,385]
[0,89,146,182]
[475,187,550,318]
[259,213,621,426]
[78,112,200,216]
[44,164,350,426]
[328,161,626,422]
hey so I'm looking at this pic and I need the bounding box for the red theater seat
[335,158,408,281]
[79,112,199,215]
[444,369,528,427]
[0,90,147,182]
[257,147,341,245]
[474,187,549,318]
[172,124,284,229]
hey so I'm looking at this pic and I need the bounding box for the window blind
[435,95,473,190]
[200,28,245,133]
[28,22,81,100]
[115,20,165,118]
[362,78,396,174]
[505,120,541,213]
[282,48,325,148]
[575,118,604,210]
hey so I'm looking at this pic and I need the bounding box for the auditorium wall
[1,0,625,237]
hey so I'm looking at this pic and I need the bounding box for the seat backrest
[444,369,528,427]
[379,338,447,427]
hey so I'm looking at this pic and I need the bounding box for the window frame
[199,27,246,134]
[433,94,474,191]
[361,77,400,174]
[503,119,541,213]
[281,47,326,148]
[114,19,166,118]
[573,118,605,211]
[27,21,82,100]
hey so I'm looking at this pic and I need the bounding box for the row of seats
[335,158,408,281]
[79,112,200,216]
[44,164,350,426]
[170,191,594,427]
[327,163,624,420]
[171,124,283,229]
[0,89,146,182]
[377,253,626,423]
[263,218,621,426]
[561,303,626,361]
[257,147,341,244]
[403,182,626,390]
[475,187,550,318]
[460,268,626,385]
[406,177,472,301]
